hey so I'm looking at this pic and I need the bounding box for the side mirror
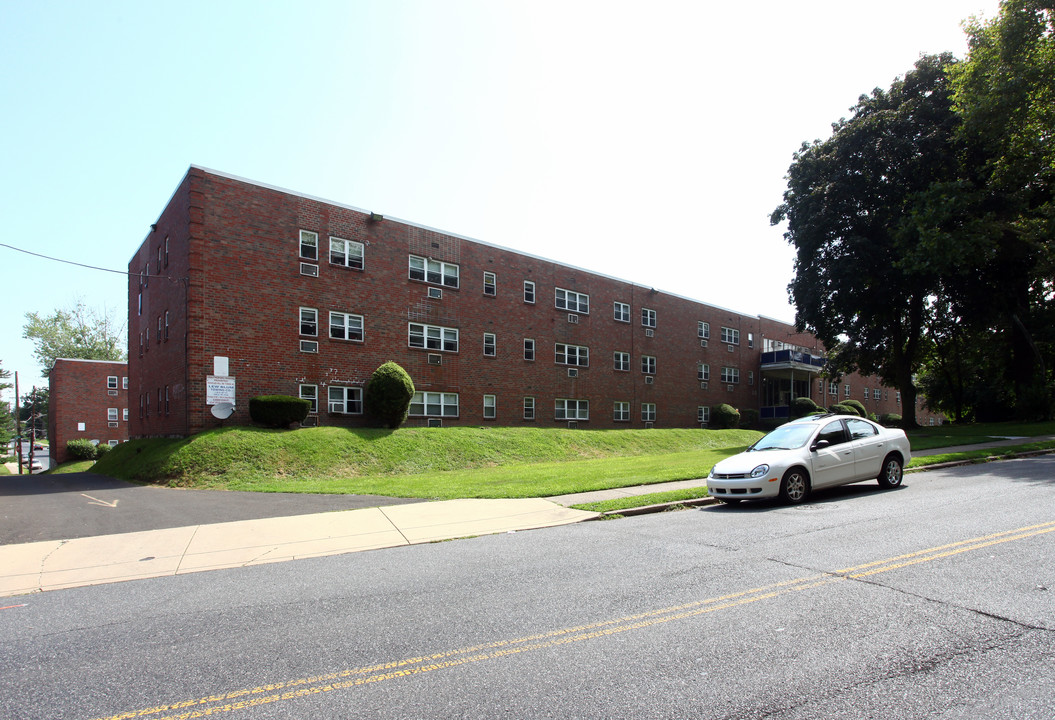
[811,439,830,452]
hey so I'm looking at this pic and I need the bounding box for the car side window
[816,421,847,446]
[847,418,878,440]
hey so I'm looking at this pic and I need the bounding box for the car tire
[779,468,810,504]
[877,454,903,489]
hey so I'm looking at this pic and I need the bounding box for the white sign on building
[206,376,236,406]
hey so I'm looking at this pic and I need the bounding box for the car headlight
[708,465,715,478]
[750,464,770,479]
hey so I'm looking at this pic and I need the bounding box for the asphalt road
[0,472,418,544]
[2,457,1053,719]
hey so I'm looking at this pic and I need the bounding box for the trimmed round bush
[94,443,112,459]
[830,402,861,416]
[711,403,741,430]
[249,395,310,429]
[739,408,760,429]
[843,399,867,417]
[364,361,415,428]
[791,396,822,419]
[879,413,903,427]
[66,438,98,461]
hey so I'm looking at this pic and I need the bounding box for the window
[523,397,535,420]
[555,343,589,366]
[641,355,656,374]
[299,230,318,260]
[896,391,901,405]
[847,418,878,439]
[300,307,318,336]
[614,302,630,323]
[144,392,149,418]
[641,403,656,423]
[164,236,169,267]
[829,382,838,396]
[641,308,656,328]
[720,327,740,345]
[107,376,118,389]
[614,401,630,422]
[157,315,162,343]
[409,323,459,352]
[555,398,589,421]
[107,408,118,421]
[524,338,535,361]
[330,312,364,341]
[555,287,589,314]
[614,351,630,372]
[165,385,170,415]
[137,292,142,317]
[698,363,710,381]
[164,311,169,341]
[864,386,870,399]
[157,245,162,271]
[123,408,129,421]
[524,280,535,304]
[328,386,363,414]
[845,384,851,398]
[409,255,459,288]
[721,367,740,384]
[748,371,754,386]
[300,385,318,414]
[698,321,710,339]
[483,394,496,419]
[817,420,848,446]
[483,333,496,357]
[139,332,143,356]
[483,272,496,296]
[108,439,119,448]
[330,237,364,269]
[747,333,754,348]
[873,389,881,400]
[698,406,710,424]
[410,391,459,417]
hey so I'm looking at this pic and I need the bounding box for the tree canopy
[23,301,126,376]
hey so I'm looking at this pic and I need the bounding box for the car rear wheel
[877,455,903,489]
[779,468,810,504]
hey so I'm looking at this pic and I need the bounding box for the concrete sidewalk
[0,499,595,598]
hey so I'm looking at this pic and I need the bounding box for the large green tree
[772,54,961,426]
[23,301,126,376]
[0,360,13,447]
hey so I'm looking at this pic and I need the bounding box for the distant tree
[0,361,13,446]
[773,54,961,427]
[23,301,126,376]
[19,387,48,439]
[364,362,415,429]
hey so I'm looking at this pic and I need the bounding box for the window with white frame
[698,321,710,339]
[328,386,363,414]
[641,308,656,328]
[157,315,162,344]
[614,302,630,323]
[614,401,630,422]
[555,343,589,366]
[108,439,119,447]
[107,408,118,421]
[555,287,589,314]
[864,387,870,399]
[122,408,129,421]
[748,371,754,385]
[720,327,740,345]
[483,272,496,296]
[524,338,535,361]
[483,394,496,419]
[614,351,630,372]
[408,255,459,288]
[483,333,496,357]
[641,355,656,374]
[896,391,901,404]
[409,323,459,352]
[721,367,740,384]
[698,363,710,381]
[747,333,754,348]
[524,280,535,304]
[330,312,364,341]
[164,386,170,415]
[299,230,318,260]
[829,381,838,395]
[845,384,851,398]
[555,398,589,421]
[873,389,881,400]
[329,237,364,269]
[300,385,318,414]
[641,403,656,423]
[164,311,169,341]
[698,406,710,424]
[523,397,535,420]
[107,376,118,389]
[300,307,318,336]
[410,391,459,417]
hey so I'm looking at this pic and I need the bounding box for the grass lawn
[906,420,1055,450]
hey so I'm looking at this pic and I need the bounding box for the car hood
[712,448,801,475]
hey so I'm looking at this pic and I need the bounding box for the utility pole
[27,386,36,471]
[14,372,22,474]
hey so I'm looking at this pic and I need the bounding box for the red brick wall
[48,359,129,464]
[127,167,938,436]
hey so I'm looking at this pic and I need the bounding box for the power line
[0,242,173,280]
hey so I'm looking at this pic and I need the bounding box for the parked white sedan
[708,414,911,505]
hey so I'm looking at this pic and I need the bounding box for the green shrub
[739,408,759,429]
[879,413,903,427]
[364,361,416,428]
[791,396,821,419]
[711,403,741,430]
[249,395,311,429]
[66,438,98,461]
[94,443,111,459]
[830,402,861,416]
[843,399,867,417]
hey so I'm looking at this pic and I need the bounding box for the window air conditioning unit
[645,375,654,384]
[700,381,708,390]
[568,368,578,378]
[727,384,735,392]
[428,354,442,365]
[728,344,735,352]
[108,422,119,428]
[300,263,319,277]
[567,421,578,429]
[428,418,443,428]
[700,339,708,348]
[645,329,654,337]
[700,423,709,429]
[567,313,579,324]
[108,390,118,396]
[428,287,443,299]
[645,422,654,429]
[300,340,318,353]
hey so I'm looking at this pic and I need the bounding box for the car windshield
[750,424,817,451]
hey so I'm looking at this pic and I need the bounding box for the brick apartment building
[48,359,129,464]
[128,166,924,438]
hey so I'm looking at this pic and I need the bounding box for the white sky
[0,0,1000,404]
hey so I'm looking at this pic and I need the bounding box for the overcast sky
[0,0,1001,404]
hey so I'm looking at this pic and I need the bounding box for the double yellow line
[95,520,1055,720]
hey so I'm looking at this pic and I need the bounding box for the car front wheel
[779,468,810,504]
[877,455,903,489]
